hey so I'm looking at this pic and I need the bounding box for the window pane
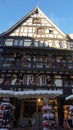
[5,39,13,46]
[19,40,23,46]
[39,42,43,47]
[24,39,32,46]
[34,41,38,47]
[44,41,49,47]
[14,40,18,46]
[37,28,45,35]
[33,18,41,24]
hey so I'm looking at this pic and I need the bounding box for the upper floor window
[59,42,67,49]
[19,40,23,46]
[33,18,41,24]
[34,41,39,47]
[70,43,73,50]
[5,39,13,46]
[14,40,18,46]
[13,39,23,46]
[49,29,53,34]
[37,28,45,35]
[24,39,32,46]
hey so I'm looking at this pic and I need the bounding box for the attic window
[33,18,41,24]
[35,9,38,14]
[49,29,53,34]
[37,28,45,35]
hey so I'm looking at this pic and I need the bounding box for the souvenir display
[0,98,15,130]
[42,100,56,130]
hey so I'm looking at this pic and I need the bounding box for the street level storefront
[0,89,62,127]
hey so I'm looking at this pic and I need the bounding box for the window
[23,75,34,86]
[5,39,13,46]
[49,29,53,34]
[55,41,60,48]
[33,18,41,24]
[14,40,19,46]
[34,56,43,62]
[54,75,62,87]
[0,78,4,85]
[44,41,49,47]
[13,39,24,46]
[37,28,45,35]
[34,41,38,47]
[70,43,73,49]
[19,40,23,46]
[36,75,46,86]
[59,42,67,49]
[24,39,32,46]
[39,41,44,47]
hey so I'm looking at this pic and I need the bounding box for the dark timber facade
[0,7,73,128]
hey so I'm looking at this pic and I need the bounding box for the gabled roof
[0,7,66,38]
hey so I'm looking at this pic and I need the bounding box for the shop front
[12,89,62,128]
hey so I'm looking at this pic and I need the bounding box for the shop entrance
[16,99,37,128]
[24,100,36,117]
[14,98,58,129]
[14,99,21,127]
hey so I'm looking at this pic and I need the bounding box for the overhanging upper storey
[0,7,69,49]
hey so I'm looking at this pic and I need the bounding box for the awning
[0,89,63,99]
[65,95,73,100]
[0,90,14,97]
[14,89,63,99]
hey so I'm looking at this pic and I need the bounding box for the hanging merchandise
[42,99,56,130]
[69,105,73,128]
[0,97,15,130]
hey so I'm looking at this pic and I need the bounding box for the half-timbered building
[0,7,73,128]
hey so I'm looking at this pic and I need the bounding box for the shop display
[63,105,71,119]
[69,105,73,127]
[0,98,15,130]
[42,99,56,130]
[63,105,73,128]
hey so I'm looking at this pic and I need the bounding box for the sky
[0,0,73,34]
